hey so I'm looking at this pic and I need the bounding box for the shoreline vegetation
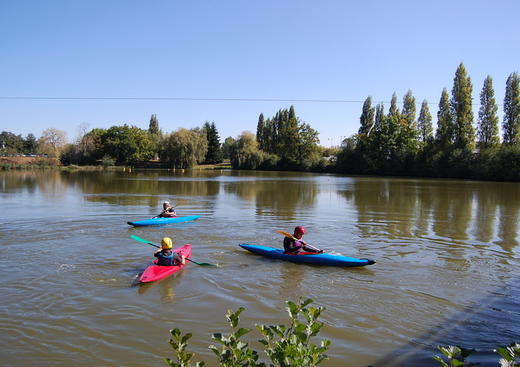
[2,65,519,181]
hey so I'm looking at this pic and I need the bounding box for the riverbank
[0,156,232,171]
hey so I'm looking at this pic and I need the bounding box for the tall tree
[102,125,154,163]
[436,88,453,148]
[451,63,475,151]
[38,128,68,157]
[256,113,266,150]
[388,93,400,117]
[149,114,160,135]
[503,72,520,145]
[374,103,385,132]
[160,128,208,168]
[417,100,433,143]
[203,121,223,164]
[358,97,375,136]
[477,76,500,148]
[0,131,25,153]
[24,133,38,154]
[402,90,416,127]
[221,136,235,160]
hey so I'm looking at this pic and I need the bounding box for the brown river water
[0,170,519,366]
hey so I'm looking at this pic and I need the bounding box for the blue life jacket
[155,250,180,266]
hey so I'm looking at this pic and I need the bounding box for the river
[0,169,519,366]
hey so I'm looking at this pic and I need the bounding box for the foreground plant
[495,342,520,367]
[164,298,330,367]
[434,343,520,367]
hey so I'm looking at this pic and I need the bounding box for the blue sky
[1,0,519,146]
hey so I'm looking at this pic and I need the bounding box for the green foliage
[221,137,235,160]
[165,299,329,367]
[477,76,500,148]
[161,128,208,169]
[209,308,262,367]
[0,131,25,154]
[434,343,520,367]
[358,97,375,136]
[101,155,116,167]
[254,106,321,170]
[503,72,520,145]
[418,100,433,143]
[203,121,223,164]
[451,63,476,151]
[402,90,417,128]
[149,114,161,136]
[495,342,520,366]
[165,328,205,367]
[436,88,454,148]
[388,93,400,117]
[433,345,475,367]
[102,125,155,164]
[229,132,265,169]
[256,299,330,367]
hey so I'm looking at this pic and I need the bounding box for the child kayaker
[283,226,323,254]
[156,201,177,218]
[154,237,186,266]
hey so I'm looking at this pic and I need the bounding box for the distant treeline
[1,64,519,180]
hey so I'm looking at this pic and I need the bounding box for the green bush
[164,298,330,367]
[434,343,520,366]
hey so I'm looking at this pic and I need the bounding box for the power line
[0,96,494,106]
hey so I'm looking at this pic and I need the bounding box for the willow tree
[160,128,208,168]
[477,76,500,148]
[451,63,475,151]
[503,72,520,145]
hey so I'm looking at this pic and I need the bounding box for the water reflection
[337,178,520,253]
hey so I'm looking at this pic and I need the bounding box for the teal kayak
[239,244,375,267]
[128,215,200,227]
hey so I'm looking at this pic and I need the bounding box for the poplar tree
[503,72,520,145]
[451,63,475,151]
[436,88,453,148]
[402,90,416,127]
[374,103,385,132]
[477,76,500,148]
[417,100,433,142]
[256,113,266,150]
[358,96,375,136]
[149,114,160,135]
[388,93,400,117]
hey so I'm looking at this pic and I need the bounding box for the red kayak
[139,244,191,283]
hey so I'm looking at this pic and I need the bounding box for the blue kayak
[239,244,375,267]
[128,215,200,227]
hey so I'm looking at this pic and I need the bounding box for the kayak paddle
[275,230,322,252]
[129,235,217,267]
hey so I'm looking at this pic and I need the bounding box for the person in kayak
[283,226,323,254]
[156,201,177,218]
[154,237,186,266]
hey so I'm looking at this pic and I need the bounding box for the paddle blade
[130,235,159,248]
[276,230,296,240]
[187,258,218,267]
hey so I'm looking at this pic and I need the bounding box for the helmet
[294,226,306,235]
[161,237,173,249]
[163,201,170,205]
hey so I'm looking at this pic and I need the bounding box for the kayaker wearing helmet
[283,226,323,254]
[154,237,186,266]
[156,201,177,218]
